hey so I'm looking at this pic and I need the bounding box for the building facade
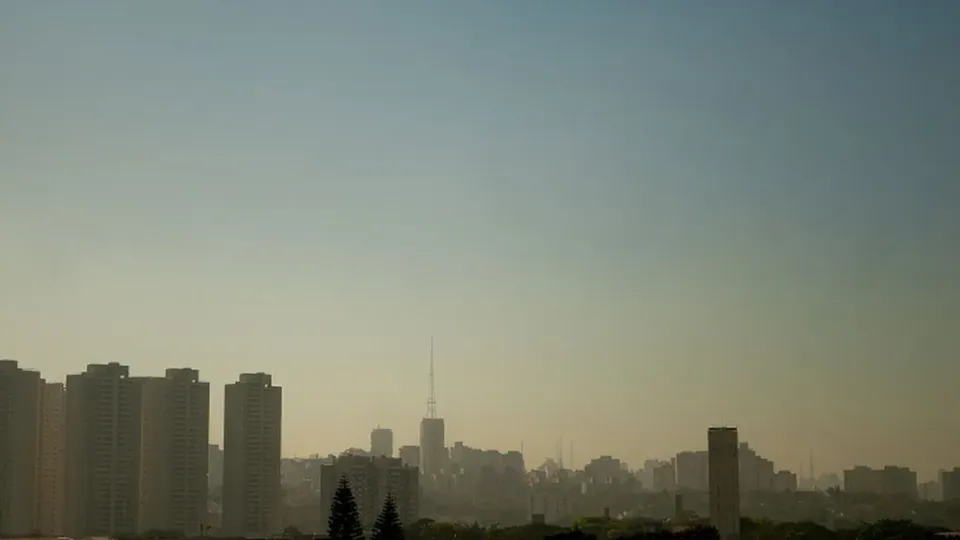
[0,360,43,536]
[222,373,283,537]
[136,369,210,534]
[942,468,960,502]
[319,455,419,533]
[419,417,446,480]
[398,445,420,469]
[38,381,67,536]
[675,451,709,492]
[708,427,740,540]
[371,427,394,458]
[64,362,143,537]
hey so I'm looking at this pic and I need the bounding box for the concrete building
[939,468,960,502]
[38,382,67,536]
[738,443,774,492]
[708,427,740,540]
[772,470,798,492]
[419,417,446,479]
[843,465,917,498]
[222,373,282,537]
[0,360,43,537]
[208,444,224,491]
[371,427,394,458]
[136,369,210,535]
[64,362,143,537]
[319,455,419,534]
[398,445,420,469]
[653,460,677,492]
[919,480,942,502]
[676,451,709,492]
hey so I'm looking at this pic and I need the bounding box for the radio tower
[426,336,437,418]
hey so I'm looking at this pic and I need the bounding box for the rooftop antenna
[426,335,437,418]
[558,436,564,469]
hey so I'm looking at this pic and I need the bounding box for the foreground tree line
[127,477,955,540]
[320,474,951,540]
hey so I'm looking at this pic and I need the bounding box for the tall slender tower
[419,337,446,481]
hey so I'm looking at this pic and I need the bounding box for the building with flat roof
[64,363,142,537]
[222,373,282,537]
[371,427,394,458]
[708,427,740,540]
[0,360,43,537]
[136,368,210,535]
[38,381,67,536]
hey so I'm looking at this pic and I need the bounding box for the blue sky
[2,1,958,478]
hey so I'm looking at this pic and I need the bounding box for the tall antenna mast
[426,335,437,418]
[809,449,815,482]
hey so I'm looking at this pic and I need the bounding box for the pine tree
[329,476,364,540]
[371,494,405,540]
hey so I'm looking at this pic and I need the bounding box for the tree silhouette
[329,476,364,540]
[372,494,405,540]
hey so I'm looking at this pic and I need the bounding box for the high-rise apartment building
[136,369,210,535]
[708,427,740,540]
[675,451,709,492]
[38,382,67,536]
[319,455,419,534]
[0,360,43,536]
[843,465,918,498]
[419,418,446,479]
[942,468,960,502]
[64,363,142,537]
[223,373,282,537]
[370,427,394,458]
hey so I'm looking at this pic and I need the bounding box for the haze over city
[2,0,959,484]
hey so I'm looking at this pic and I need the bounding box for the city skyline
[3,1,959,484]
[1,356,951,483]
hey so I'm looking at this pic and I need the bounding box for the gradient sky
[2,1,958,481]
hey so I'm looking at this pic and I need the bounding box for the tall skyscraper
[708,427,740,540]
[38,382,67,536]
[64,363,142,537]
[223,373,282,537]
[370,427,394,457]
[136,369,210,535]
[419,339,446,479]
[0,360,43,537]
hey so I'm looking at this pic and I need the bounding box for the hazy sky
[2,1,958,480]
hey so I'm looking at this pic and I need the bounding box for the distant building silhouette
[843,465,917,498]
[772,470,798,492]
[0,359,43,537]
[319,455,419,534]
[708,427,740,540]
[371,427,394,457]
[676,451,709,492]
[398,445,420,468]
[942,468,960,502]
[223,373,282,537]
